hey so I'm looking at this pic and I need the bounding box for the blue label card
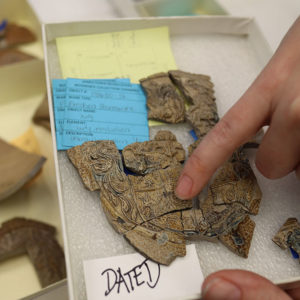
[52,79,68,150]
[83,245,203,300]
[52,78,149,150]
[68,78,131,87]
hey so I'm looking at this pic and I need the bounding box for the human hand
[201,269,300,300]
[175,16,300,200]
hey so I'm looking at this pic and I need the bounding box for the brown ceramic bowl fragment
[0,138,46,201]
[0,23,36,49]
[0,217,66,287]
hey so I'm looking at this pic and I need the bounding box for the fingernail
[202,278,241,300]
[175,174,193,199]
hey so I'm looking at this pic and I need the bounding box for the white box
[42,16,300,299]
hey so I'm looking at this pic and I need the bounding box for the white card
[83,244,203,300]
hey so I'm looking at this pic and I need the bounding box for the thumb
[201,270,292,300]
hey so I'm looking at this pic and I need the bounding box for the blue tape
[290,247,299,259]
[0,19,7,32]
[189,129,198,141]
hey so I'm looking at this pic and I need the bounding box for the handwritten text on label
[83,245,203,300]
[101,258,160,296]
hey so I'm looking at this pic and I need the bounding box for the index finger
[175,84,270,200]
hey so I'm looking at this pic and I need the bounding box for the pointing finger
[175,85,271,200]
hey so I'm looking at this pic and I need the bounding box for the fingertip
[202,277,241,300]
[175,174,193,200]
[255,141,283,179]
[255,156,274,179]
[175,149,211,199]
[255,151,288,179]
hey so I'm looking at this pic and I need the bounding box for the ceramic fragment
[0,23,36,49]
[0,218,66,287]
[140,72,185,123]
[219,215,255,258]
[123,130,185,174]
[0,138,46,201]
[273,218,300,261]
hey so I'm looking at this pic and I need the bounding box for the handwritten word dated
[84,245,203,300]
[101,258,160,296]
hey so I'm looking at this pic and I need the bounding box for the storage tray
[42,16,300,300]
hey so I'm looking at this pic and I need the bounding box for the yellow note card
[56,26,177,83]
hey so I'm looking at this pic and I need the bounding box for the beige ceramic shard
[0,218,66,288]
[67,140,142,233]
[209,157,262,215]
[125,224,186,265]
[154,130,177,141]
[67,134,262,262]
[67,139,193,265]
[169,70,218,139]
[122,130,185,174]
[149,211,184,232]
[169,70,217,136]
[129,164,192,221]
[185,101,219,139]
[273,218,300,261]
[68,137,262,262]
[140,72,185,123]
[169,70,215,105]
[67,140,121,191]
[219,215,255,258]
[0,138,46,201]
[181,209,212,240]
